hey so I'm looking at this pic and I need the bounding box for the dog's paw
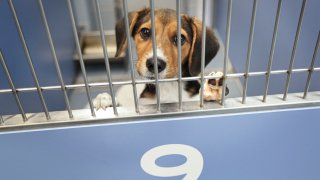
[93,93,117,110]
[203,71,229,101]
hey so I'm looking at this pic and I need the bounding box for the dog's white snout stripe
[146,48,167,62]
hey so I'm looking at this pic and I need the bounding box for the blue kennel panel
[0,0,77,114]
[1,107,319,180]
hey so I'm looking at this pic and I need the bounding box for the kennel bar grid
[176,0,183,110]
[304,31,320,99]
[1,0,320,130]
[263,0,282,103]
[199,0,208,108]
[242,0,257,104]
[94,0,118,115]
[8,0,51,120]
[38,0,73,119]
[283,0,307,101]
[0,50,27,121]
[149,0,161,112]
[66,0,96,117]
[123,0,140,113]
[221,0,232,106]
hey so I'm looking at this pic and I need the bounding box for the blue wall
[215,0,320,96]
[0,0,77,114]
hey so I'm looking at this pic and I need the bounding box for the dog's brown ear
[115,8,150,57]
[186,17,220,76]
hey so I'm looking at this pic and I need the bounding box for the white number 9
[140,144,204,180]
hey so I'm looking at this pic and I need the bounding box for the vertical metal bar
[221,0,233,106]
[38,0,73,118]
[8,0,50,120]
[0,50,28,121]
[114,0,123,20]
[303,31,320,99]
[200,0,207,107]
[283,0,307,100]
[0,115,4,125]
[149,0,161,112]
[263,0,282,102]
[123,0,140,113]
[176,0,182,110]
[242,0,258,104]
[66,0,96,117]
[94,0,118,115]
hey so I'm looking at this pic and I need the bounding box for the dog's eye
[173,35,186,46]
[140,28,151,39]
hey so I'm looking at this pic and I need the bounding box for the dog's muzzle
[146,58,166,74]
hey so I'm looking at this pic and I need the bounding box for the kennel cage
[0,0,319,128]
[0,0,320,179]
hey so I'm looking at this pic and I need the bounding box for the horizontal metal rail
[1,68,319,94]
[1,91,319,132]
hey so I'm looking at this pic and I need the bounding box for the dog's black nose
[146,58,166,73]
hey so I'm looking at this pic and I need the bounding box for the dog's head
[115,8,220,79]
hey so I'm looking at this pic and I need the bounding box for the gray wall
[73,0,214,31]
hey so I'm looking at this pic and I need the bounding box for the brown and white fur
[94,8,225,110]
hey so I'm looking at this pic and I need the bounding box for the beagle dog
[93,8,227,110]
